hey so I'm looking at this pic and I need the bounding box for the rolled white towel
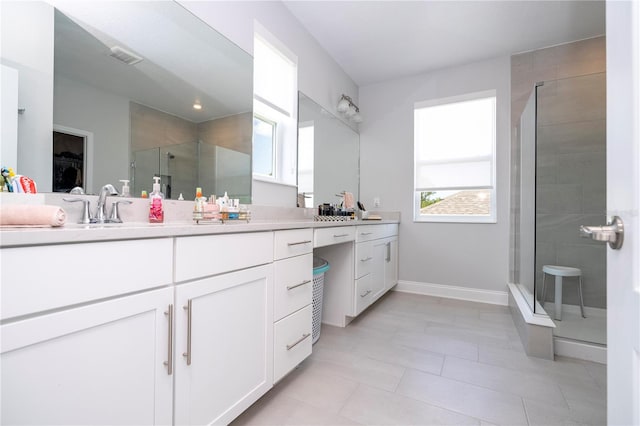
[0,205,66,227]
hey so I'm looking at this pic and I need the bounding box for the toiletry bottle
[193,187,204,220]
[149,176,164,223]
[119,180,130,197]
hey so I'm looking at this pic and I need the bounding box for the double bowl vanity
[0,219,398,425]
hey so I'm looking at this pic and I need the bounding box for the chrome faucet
[94,184,119,223]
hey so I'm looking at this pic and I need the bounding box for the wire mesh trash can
[312,257,330,344]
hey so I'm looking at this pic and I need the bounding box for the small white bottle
[119,180,130,197]
[148,176,164,223]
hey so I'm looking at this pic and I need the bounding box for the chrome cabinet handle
[287,279,312,290]
[182,300,192,366]
[286,333,311,350]
[386,242,391,262]
[287,240,312,246]
[360,256,373,262]
[163,304,173,375]
[333,233,349,237]
[360,232,373,236]
[360,289,372,298]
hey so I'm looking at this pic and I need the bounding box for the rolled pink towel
[343,192,355,209]
[0,205,66,227]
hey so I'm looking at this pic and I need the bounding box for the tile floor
[232,291,607,426]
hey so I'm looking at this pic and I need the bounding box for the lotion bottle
[148,176,164,223]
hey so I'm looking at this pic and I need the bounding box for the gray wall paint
[359,56,511,292]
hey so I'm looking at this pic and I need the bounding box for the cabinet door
[174,265,273,426]
[1,288,174,425]
[385,237,399,291]
[371,239,387,300]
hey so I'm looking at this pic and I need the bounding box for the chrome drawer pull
[360,256,373,262]
[287,240,312,246]
[182,299,192,366]
[163,304,173,375]
[333,233,349,237]
[360,232,373,236]
[287,279,312,290]
[286,333,311,350]
[360,289,372,298]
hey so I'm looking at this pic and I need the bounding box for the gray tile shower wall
[510,36,607,309]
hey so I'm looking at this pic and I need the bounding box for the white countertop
[0,219,399,247]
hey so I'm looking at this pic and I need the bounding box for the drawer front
[274,229,313,260]
[0,238,173,320]
[356,224,399,242]
[274,253,313,321]
[354,274,375,316]
[355,241,374,279]
[175,232,274,282]
[314,226,355,248]
[274,304,312,382]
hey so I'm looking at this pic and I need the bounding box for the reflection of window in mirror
[253,115,276,178]
[297,123,314,208]
[252,24,298,186]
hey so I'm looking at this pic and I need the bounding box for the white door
[606,1,640,424]
[174,265,273,426]
[0,288,174,425]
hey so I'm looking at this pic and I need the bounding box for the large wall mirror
[3,1,253,201]
[297,92,359,209]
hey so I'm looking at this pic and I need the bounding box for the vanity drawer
[274,304,312,382]
[314,226,355,248]
[356,224,398,242]
[355,241,374,279]
[354,273,376,316]
[274,229,313,260]
[274,253,313,321]
[175,232,273,282]
[0,238,173,320]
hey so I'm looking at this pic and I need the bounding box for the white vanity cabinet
[173,232,274,426]
[272,229,313,382]
[353,224,399,316]
[0,239,174,425]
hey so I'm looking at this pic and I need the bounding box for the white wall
[179,1,359,122]
[359,56,511,292]
[54,75,130,195]
[1,2,54,191]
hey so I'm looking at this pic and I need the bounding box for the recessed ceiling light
[193,103,202,110]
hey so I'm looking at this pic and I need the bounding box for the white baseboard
[395,280,509,306]
[554,337,607,364]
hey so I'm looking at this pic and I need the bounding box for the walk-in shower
[514,71,607,348]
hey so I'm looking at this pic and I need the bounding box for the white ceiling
[283,1,605,87]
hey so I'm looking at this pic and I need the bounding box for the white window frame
[252,114,277,180]
[252,22,298,186]
[413,90,497,224]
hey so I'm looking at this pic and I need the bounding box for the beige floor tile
[441,356,569,407]
[582,360,606,390]
[351,338,445,375]
[393,330,479,361]
[307,345,406,392]
[340,384,480,425]
[524,397,606,426]
[276,361,360,414]
[232,392,362,426]
[396,368,529,425]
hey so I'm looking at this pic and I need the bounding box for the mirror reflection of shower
[162,151,175,199]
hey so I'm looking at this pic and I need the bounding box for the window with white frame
[252,26,298,185]
[413,90,497,223]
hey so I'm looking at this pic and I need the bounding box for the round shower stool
[541,265,586,321]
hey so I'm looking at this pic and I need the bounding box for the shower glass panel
[534,72,606,345]
[132,141,197,199]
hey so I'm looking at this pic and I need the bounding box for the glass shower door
[534,72,607,345]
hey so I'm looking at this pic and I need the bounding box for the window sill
[252,175,297,188]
